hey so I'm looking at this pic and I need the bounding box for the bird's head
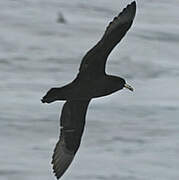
[115,77,134,92]
[110,76,134,92]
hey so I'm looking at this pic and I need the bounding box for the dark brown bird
[42,1,136,179]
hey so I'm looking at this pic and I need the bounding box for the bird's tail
[41,87,68,103]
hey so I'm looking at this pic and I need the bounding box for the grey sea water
[0,0,179,180]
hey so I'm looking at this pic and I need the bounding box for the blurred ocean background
[0,0,179,180]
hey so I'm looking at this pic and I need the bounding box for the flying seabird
[42,1,136,179]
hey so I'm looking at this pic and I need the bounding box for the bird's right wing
[78,1,136,80]
[51,100,90,179]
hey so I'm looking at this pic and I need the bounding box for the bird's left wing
[51,100,90,179]
[77,1,136,80]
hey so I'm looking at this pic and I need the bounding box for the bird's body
[41,1,136,179]
[43,75,125,101]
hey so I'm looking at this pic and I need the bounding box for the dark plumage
[42,1,136,179]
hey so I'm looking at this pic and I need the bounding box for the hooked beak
[124,83,134,92]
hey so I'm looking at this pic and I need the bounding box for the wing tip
[51,136,76,180]
[131,1,136,6]
[131,1,137,11]
[117,1,136,21]
[128,1,137,20]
